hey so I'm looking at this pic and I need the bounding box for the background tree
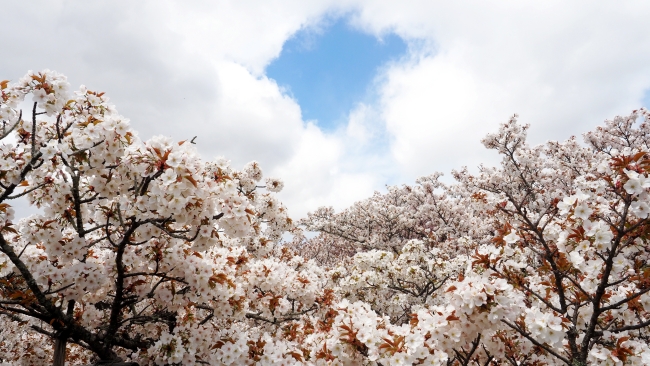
[297,112,650,365]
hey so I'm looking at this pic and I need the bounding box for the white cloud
[349,0,650,180]
[272,122,377,215]
[159,0,348,75]
[379,53,489,177]
[207,61,380,217]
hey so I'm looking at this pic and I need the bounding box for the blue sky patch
[266,17,407,130]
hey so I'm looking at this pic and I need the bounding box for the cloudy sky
[4,1,650,219]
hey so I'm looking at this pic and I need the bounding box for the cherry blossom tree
[2,70,650,365]
[0,71,324,365]
[298,112,650,365]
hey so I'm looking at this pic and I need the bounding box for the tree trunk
[52,300,75,366]
[52,335,67,366]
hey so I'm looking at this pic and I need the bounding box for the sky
[266,16,407,130]
[3,1,650,220]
